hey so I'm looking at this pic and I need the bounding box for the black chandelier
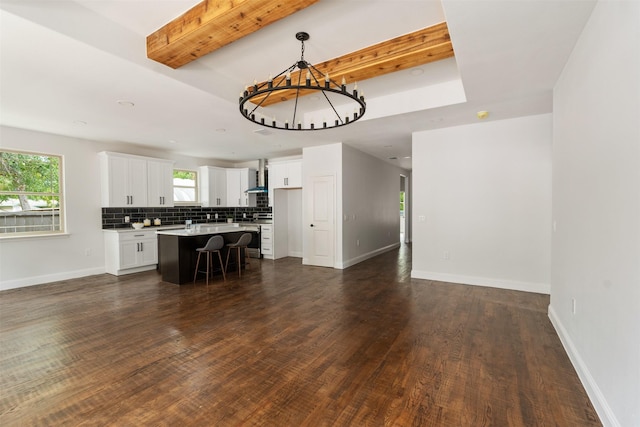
[239,32,366,131]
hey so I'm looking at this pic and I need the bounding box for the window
[173,169,198,204]
[0,150,64,236]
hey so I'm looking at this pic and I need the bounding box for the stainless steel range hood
[245,159,268,193]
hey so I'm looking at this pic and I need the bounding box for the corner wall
[549,1,640,425]
[411,114,552,294]
[341,144,406,268]
[302,143,407,269]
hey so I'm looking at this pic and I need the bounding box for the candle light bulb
[286,71,291,79]
[342,76,346,85]
[254,79,258,85]
[325,73,330,82]
[354,82,358,90]
[268,75,273,82]
[306,70,311,79]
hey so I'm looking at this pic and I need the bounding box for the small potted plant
[227,215,234,224]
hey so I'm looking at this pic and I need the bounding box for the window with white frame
[0,150,64,236]
[173,169,198,204]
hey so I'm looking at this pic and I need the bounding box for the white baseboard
[548,306,619,427]
[410,270,550,294]
[0,267,106,291]
[337,243,401,269]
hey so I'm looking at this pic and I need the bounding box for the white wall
[0,125,224,290]
[549,1,640,426]
[411,114,552,294]
[341,144,406,268]
[287,189,302,257]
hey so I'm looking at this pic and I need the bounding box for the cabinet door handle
[136,242,140,251]
[140,242,143,252]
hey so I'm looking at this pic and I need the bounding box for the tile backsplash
[102,194,271,229]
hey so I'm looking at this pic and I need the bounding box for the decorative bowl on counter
[132,222,144,229]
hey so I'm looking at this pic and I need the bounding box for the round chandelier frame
[239,32,366,131]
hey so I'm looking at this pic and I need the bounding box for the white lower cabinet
[261,225,274,259]
[104,229,158,275]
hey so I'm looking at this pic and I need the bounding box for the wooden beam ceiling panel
[147,0,320,69]
[249,22,455,106]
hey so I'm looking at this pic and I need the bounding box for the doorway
[400,174,409,243]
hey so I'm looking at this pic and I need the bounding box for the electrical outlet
[124,216,130,223]
[214,213,219,219]
[207,214,211,220]
[572,298,576,315]
[243,213,247,218]
[356,239,360,247]
[84,248,91,256]
[444,251,450,260]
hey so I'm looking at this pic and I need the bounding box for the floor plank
[0,244,600,426]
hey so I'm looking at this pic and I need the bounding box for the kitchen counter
[103,224,184,233]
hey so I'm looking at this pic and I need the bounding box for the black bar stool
[193,235,226,287]
[224,233,252,277]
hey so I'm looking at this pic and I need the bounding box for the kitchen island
[157,224,259,285]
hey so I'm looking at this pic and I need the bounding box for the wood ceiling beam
[249,22,455,106]
[147,0,320,69]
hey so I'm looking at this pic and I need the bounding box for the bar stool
[224,233,252,277]
[193,235,226,287]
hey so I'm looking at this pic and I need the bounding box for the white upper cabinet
[226,168,256,207]
[269,160,302,189]
[199,166,228,207]
[147,159,174,207]
[99,152,175,207]
[99,152,149,207]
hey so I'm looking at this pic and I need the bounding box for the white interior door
[306,175,335,267]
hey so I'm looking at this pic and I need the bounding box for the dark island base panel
[158,232,249,285]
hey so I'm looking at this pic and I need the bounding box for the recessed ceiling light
[404,156,411,159]
[73,120,87,126]
[117,100,135,107]
[216,128,226,133]
[477,110,489,119]
[168,140,177,144]
[410,68,424,76]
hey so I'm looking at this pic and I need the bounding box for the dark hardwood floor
[0,244,600,426]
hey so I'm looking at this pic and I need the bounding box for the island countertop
[156,223,259,237]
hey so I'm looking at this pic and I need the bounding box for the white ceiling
[0,0,596,170]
